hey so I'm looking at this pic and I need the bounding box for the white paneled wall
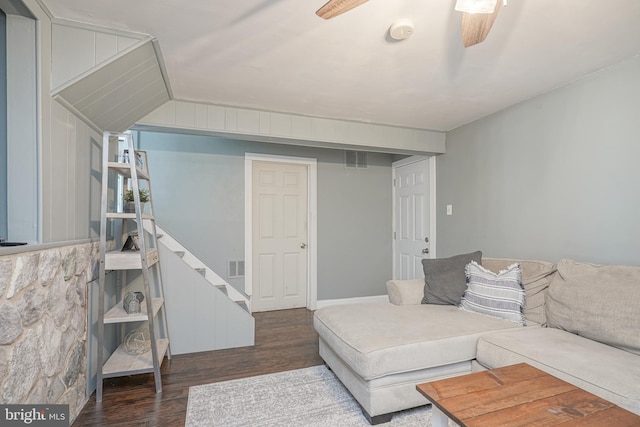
[43,101,102,242]
[54,39,171,133]
[158,244,254,354]
[52,20,144,90]
[137,100,446,155]
[51,20,172,133]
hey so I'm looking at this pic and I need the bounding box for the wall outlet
[446,205,453,216]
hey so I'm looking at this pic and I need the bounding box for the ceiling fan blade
[461,1,501,47]
[316,0,370,20]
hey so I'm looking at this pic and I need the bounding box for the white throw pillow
[459,261,526,326]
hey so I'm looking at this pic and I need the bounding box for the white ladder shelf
[96,131,171,402]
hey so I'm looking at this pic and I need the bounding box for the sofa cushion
[459,261,525,325]
[314,302,523,381]
[482,257,556,325]
[476,327,640,415]
[546,258,640,355]
[421,251,482,305]
[386,278,424,305]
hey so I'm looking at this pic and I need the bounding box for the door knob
[422,248,429,254]
[300,243,307,249]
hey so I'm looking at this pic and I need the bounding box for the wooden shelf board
[102,338,169,378]
[106,213,155,220]
[105,248,159,270]
[107,161,149,180]
[104,297,164,324]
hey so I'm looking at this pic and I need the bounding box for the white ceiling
[42,0,640,132]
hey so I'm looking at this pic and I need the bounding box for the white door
[394,158,431,280]
[252,161,308,312]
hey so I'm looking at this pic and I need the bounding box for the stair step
[174,251,185,258]
[216,285,228,295]
[195,268,206,276]
[235,301,249,313]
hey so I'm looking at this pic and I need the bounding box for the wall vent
[345,151,368,169]
[228,260,245,278]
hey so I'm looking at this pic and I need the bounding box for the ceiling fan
[316,0,505,48]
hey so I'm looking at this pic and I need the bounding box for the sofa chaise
[313,256,640,424]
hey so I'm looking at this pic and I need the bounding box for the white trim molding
[244,153,319,311]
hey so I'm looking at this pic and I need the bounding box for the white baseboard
[315,294,388,310]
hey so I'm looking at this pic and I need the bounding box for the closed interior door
[394,159,431,280]
[252,161,308,312]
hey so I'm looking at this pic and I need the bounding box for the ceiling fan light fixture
[454,0,498,14]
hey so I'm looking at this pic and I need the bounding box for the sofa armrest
[386,278,424,305]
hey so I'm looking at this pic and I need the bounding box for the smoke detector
[389,19,414,41]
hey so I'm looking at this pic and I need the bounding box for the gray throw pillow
[421,251,482,305]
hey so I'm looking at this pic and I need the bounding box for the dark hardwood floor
[74,308,324,426]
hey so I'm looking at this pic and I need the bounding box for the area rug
[185,365,443,426]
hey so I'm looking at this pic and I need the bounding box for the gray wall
[6,13,37,242]
[136,131,393,300]
[437,55,640,266]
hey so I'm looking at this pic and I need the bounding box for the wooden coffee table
[416,363,640,426]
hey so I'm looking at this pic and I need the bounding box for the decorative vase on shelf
[124,202,146,213]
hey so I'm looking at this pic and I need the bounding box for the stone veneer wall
[0,242,99,422]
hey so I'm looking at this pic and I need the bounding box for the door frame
[244,153,318,310]
[391,155,438,279]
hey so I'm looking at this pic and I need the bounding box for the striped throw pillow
[459,261,526,326]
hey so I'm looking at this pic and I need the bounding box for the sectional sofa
[313,256,640,424]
